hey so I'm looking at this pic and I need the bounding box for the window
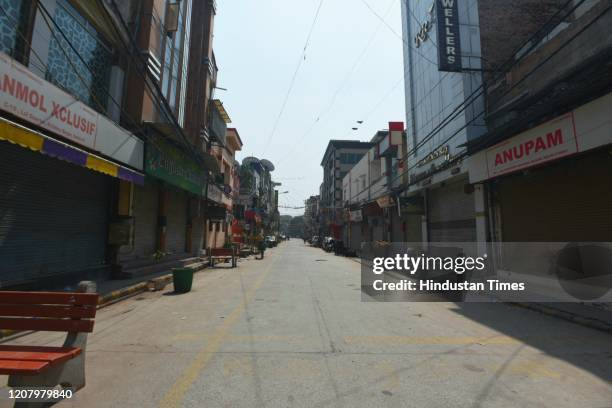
[45,0,112,113]
[339,153,363,164]
[160,0,192,116]
[0,0,29,62]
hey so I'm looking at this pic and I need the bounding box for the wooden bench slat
[0,346,81,364]
[210,248,234,256]
[0,304,97,319]
[0,292,98,306]
[0,317,94,333]
[0,359,49,375]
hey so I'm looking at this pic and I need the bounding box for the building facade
[320,140,372,238]
[0,0,235,288]
[236,157,279,246]
[0,0,145,287]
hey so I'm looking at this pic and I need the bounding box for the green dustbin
[172,268,193,293]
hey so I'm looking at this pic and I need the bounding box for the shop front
[140,132,208,259]
[426,176,476,243]
[469,92,612,243]
[0,53,144,287]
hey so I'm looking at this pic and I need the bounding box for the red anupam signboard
[485,113,578,178]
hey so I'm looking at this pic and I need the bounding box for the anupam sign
[486,114,577,178]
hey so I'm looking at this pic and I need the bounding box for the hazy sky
[214,0,406,216]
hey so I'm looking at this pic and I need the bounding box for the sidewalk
[345,249,612,332]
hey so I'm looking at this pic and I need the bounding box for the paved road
[3,240,611,407]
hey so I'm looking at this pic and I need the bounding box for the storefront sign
[436,0,462,72]
[0,53,143,170]
[414,3,435,48]
[146,133,206,195]
[486,114,577,178]
[417,145,449,167]
[349,209,363,222]
[376,195,395,208]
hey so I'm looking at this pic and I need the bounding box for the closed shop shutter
[498,150,612,242]
[428,178,476,242]
[166,189,187,255]
[0,142,110,286]
[370,217,384,241]
[119,180,159,261]
[349,222,363,252]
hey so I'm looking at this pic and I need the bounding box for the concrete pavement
[1,240,611,407]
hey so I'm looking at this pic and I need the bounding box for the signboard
[146,133,206,195]
[485,114,577,178]
[436,0,462,72]
[414,3,435,48]
[349,209,363,222]
[376,195,395,208]
[417,145,450,167]
[0,52,143,170]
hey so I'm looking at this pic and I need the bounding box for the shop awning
[0,118,144,185]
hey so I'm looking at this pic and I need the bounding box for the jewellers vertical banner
[436,0,462,72]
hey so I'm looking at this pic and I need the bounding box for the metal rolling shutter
[121,180,159,261]
[349,222,363,252]
[498,150,612,242]
[166,189,187,255]
[427,178,476,242]
[0,141,110,287]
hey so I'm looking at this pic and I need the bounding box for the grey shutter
[0,142,110,287]
[166,189,187,255]
[120,179,159,261]
[427,178,476,242]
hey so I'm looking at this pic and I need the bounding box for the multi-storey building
[399,0,612,310]
[320,140,372,238]
[341,123,409,252]
[399,0,570,246]
[303,195,321,239]
[237,157,279,243]
[206,127,243,249]
[0,0,232,287]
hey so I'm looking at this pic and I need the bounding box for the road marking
[160,254,278,408]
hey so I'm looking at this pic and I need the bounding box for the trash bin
[172,268,193,293]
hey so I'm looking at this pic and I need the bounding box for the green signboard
[145,134,206,195]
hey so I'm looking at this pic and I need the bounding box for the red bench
[0,281,98,394]
[208,247,237,268]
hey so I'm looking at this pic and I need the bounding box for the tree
[288,216,304,238]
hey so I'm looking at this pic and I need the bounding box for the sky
[213,0,406,216]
